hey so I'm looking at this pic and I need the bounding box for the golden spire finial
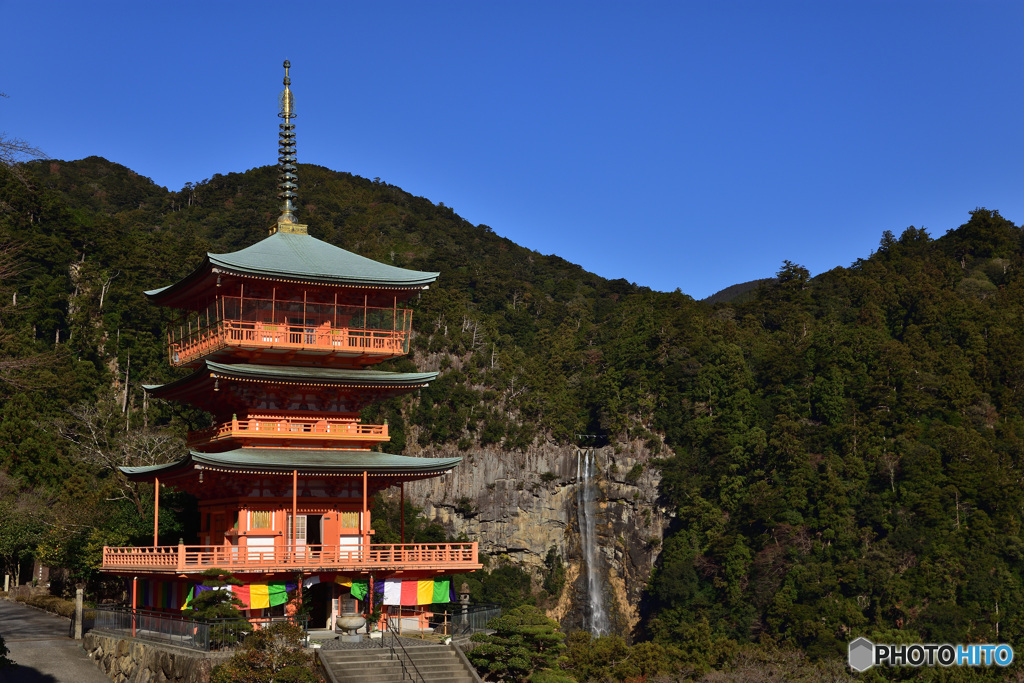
[276,59,301,230]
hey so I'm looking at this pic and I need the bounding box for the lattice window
[250,510,273,530]
[339,512,360,529]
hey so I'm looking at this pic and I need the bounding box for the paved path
[0,600,108,683]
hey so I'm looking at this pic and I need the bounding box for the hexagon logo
[849,637,875,672]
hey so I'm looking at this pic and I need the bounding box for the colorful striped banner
[138,580,189,609]
[268,582,289,607]
[416,581,433,605]
[186,582,290,611]
[349,579,452,606]
[250,583,270,609]
[383,579,402,606]
[232,584,251,609]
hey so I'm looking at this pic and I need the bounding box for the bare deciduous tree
[0,92,45,186]
[53,400,183,515]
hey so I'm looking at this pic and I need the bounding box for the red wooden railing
[170,320,411,366]
[187,418,389,447]
[168,295,413,366]
[101,543,480,573]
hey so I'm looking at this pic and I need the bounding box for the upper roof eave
[144,232,438,307]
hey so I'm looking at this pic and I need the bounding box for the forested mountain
[2,156,1024,676]
[701,277,775,305]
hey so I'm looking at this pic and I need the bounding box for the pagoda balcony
[187,418,389,449]
[101,542,481,575]
[169,296,412,367]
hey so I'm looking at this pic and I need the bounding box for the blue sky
[5,1,1024,299]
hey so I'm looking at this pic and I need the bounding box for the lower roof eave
[119,449,462,482]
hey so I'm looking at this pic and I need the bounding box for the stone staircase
[318,642,481,683]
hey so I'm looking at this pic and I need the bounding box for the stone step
[321,649,456,663]
[403,651,460,663]
[324,664,404,683]
[319,645,480,683]
[397,664,465,676]
[341,672,474,683]
[320,656,395,667]
[326,658,461,674]
[331,670,476,683]
[320,650,391,660]
[335,673,407,683]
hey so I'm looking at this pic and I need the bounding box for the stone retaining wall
[82,630,231,683]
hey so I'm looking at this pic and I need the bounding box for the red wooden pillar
[293,469,302,605]
[362,471,368,558]
[292,469,298,553]
[132,576,138,637]
[400,482,405,544]
[153,477,159,547]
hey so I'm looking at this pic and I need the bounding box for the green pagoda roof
[117,448,462,491]
[143,361,437,420]
[144,361,437,394]
[145,231,438,306]
[120,448,462,485]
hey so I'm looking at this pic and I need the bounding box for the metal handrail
[424,602,501,636]
[381,614,426,683]
[91,605,309,652]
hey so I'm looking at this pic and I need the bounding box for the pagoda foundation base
[83,630,228,683]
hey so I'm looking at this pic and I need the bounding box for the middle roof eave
[204,361,438,384]
[143,361,437,399]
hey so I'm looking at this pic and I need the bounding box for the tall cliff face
[403,437,672,635]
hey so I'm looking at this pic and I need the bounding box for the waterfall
[577,449,609,636]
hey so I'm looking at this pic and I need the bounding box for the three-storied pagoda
[101,62,479,627]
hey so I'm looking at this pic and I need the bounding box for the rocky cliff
[403,437,673,635]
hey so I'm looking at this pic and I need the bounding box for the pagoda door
[288,514,323,560]
[307,514,323,556]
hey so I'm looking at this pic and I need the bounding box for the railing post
[177,538,186,571]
